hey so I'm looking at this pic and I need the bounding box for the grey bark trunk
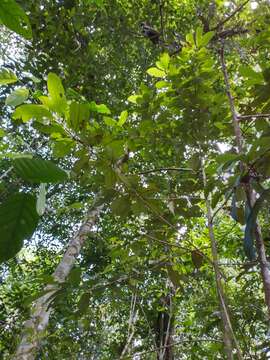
[13,202,104,360]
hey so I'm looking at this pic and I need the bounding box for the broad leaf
[14,158,68,183]
[13,104,52,122]
[111,196,131,216]
[104,116,117,127]
[118,110,128,126]
[0,0,32,39]
[47,73,67,114]
[0,69,17,85]
[239,66,264,85]
[0,193,39,263]
[89,101,111,114]
[147,67,165,78]
[127,95,142,104]
[68,102,90,131]
[195,27,203,47]
[52,138,75,158]
[199,31,215,47]
[5,87,29,107]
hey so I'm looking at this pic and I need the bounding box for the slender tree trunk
[155,288,174,360]
[220,45,270,319]
[202,161,243,360]
[13,200,104,360]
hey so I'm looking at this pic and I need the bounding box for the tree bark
[202,161,243,360]
[13,200,104,360]
[156,292,174,360]
[220,45,270,319]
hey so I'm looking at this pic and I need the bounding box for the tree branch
[213,0,251,30]
[238,113,270,120]
[135,167,194,175]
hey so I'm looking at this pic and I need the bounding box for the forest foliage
[1,0,270,359]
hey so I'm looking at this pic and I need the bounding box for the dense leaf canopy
[1,0,270,359]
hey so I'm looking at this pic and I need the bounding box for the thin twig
[238,113,270,120]
[159,0,165,40]
[0,166,13,180]
[135,167,194,175]
[213,0,250,30]
[120,291,138,359]
[127,338,222,359]
[115,164,226,278]
[145,233,192,253]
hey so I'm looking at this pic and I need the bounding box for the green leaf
[68,267,82,286]
[104,117,117,127]
[68,102,90,131]
[0,193,39,263]
[160,53,170,69]
[0,0,32,39]
[155,81,170,89]
[186,32,195,46]
[147,67,166,78]
[77,293,90,314]
[36,183,46,216]
[239,66,264,85]
[118,110,128,126]
[13,104,53,122]
[195,27,203,47]
[47,73,67,114]
[199,31,215,47]
[14,158,68,183]
[111,196,131,217]
[127,95,142,104]
[52,138,75,158]
[5,87,29,107]
[156,53,170,70]
[0,69,17,85]
[89,101,111,114]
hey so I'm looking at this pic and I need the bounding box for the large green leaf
[14,158,68,183]
[13,104,53,122]
[5,87,29,107]
[68,102,90,131]
[47,73,67,114]
[111,196,131,217]
[0,193,39,263]
[52,138,75,158]
[0,69,17,85]
[0,0,32,39]
[199,31,215,47]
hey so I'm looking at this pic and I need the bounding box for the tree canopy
[1,0,270,359]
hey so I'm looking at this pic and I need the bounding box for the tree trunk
[13,201,104,360]
[155,293,174,360]
[202,161,243,360]
[220,45,270,319]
